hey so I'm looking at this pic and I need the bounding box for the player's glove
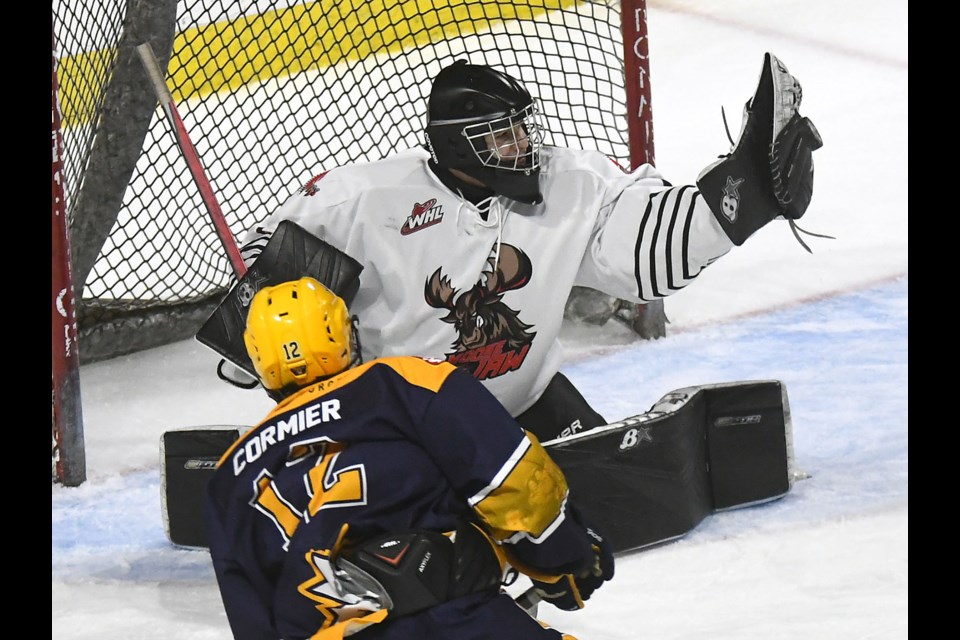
[697,52,824,246]
[529,510,615,611]
[770,112,821,220]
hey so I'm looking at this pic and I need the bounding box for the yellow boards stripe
[57,0,579,128]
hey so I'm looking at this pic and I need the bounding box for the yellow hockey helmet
[243,277,354,391]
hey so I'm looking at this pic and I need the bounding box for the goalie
[204,278,614,639]
[233,53,823,443]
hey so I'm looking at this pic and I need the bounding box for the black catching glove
[530,510,615,611]
[770,112,822,220]
[697,52,824,246]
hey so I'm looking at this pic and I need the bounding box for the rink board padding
[160,381,792,551]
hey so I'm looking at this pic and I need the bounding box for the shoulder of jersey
[540,145,624,175]
[271,356,457,416]
[301,148,430,199]
[368,355,458,392]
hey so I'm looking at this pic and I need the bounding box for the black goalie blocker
[697,52,824,246]
[196,220,363,383]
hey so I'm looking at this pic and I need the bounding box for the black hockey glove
[771,112,821,220]
[530,510,615,611]
[697,52,823,246]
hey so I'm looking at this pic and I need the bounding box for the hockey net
[52,0,656,484]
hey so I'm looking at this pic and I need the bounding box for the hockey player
[237,54,822,442]
[204,277,615,640]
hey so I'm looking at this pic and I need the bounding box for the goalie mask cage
[51,0,655,484]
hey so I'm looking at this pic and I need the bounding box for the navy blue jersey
[205,356,592,639]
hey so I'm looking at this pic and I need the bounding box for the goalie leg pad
[697,52,823,245]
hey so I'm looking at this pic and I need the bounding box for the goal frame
[53,24,86,486]
[51,0,657,486]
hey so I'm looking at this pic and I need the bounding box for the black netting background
[54,1,631,362]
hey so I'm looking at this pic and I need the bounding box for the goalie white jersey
[239,146,733,417]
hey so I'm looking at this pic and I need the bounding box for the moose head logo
[424,243,536,380]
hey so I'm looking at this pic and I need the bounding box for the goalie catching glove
[697,52,824,246]
[526,506,615,611]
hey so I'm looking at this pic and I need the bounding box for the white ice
[52,0,908,637]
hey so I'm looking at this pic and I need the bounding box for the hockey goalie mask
[425,60,545,204]
[243,277,356,392]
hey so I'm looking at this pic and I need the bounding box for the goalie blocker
[195,219,364,384]
[162,380,796,552]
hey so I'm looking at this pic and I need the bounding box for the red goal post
[53,25,85,486]
[622,0,655,168]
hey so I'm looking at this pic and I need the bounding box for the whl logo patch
[401,199,444,235]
